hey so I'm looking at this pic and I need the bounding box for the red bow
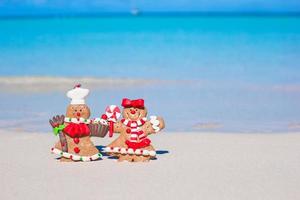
[121,98,144,108]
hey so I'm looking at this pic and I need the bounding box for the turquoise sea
[0,16,300,133]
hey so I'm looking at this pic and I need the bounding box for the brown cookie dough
[50,85,107,162]
[105,98,165,162]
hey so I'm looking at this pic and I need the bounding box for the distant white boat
[131,8,140,16]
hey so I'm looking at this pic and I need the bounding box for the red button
[126,128,131,133]
[74,147,80,154]
[73,138,80,144]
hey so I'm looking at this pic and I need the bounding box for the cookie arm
[113,121,123,133]
[49,115,65,135]
[145,116,165,135]
[157,117,165,130]
[49,115,68,152]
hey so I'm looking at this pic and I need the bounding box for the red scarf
[63,123,90,138]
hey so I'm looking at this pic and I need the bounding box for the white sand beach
[1,130,300,200]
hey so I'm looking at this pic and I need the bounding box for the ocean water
[0,16,300,133]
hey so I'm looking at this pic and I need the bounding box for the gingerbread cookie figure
[103,98,165,162]
[49,84,108,162]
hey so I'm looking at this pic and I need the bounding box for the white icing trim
[104,146,156,157]
[123,119,129,125]
[143,150,149,156]
[128,148,134,154]
[120,148,127,154]
[135,149,141,155]
[149,151,156,157]
[64,117,91,124]
[93,118,109,126]
[150,116,160,132]
[51,148,102,161]
[137,120,142,126]
[52,148,61,155]
[130,134,138,138]
[113,147,119,153]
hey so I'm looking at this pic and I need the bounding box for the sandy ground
[0,130,300,200]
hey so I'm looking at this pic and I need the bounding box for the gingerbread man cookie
[49,84,108,162]
[103,98,165,162]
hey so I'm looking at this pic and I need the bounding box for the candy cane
[102,105,121,137]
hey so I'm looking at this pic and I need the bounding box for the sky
[0,0,300,16]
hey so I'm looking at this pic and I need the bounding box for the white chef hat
[67,84,89,105]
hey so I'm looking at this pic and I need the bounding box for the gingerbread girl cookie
[103,98,165,162]
[49,84,108,162]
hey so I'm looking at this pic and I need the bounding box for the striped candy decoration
[105,105,121,122]
[105,105,121,137]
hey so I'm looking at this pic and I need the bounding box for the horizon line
[1,11,300,20]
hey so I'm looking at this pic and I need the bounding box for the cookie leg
[60,157,73,162]
[132,155,143,162]
[141,156,151,162]
[118,154,128,162]
[54,142,73,162]
[142,145,155,162]
[128,155,136,162]
[123,154,135,162]
[54,141,62,150]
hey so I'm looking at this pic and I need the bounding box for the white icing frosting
[150,116,160,132]
[51,148,102,162]
[64,117,91,124]
[104,146,156,157]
